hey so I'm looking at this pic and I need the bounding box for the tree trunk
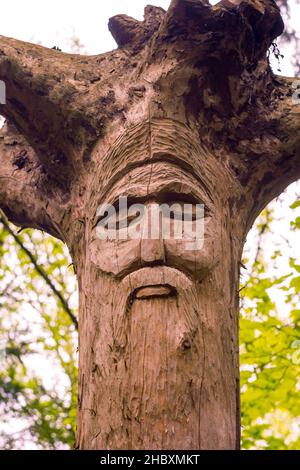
[74,121,243,449]
[0,0,299,450]
[76,262,240,450]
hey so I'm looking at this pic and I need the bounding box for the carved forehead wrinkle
[96,162,213,208]
[91,118,215,199]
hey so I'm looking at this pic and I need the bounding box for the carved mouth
[122,266,193,299]
[134,284,176,299]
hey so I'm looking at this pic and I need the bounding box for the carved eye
[164,201,205,222]
[95,200,145,232]
[95,192,208,233]
[116,206,143,230]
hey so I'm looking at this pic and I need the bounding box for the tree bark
[0,0,299,450]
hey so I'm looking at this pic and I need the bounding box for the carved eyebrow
[108,193,200,209]
[108,191,209,215]
[95,176,214,220]
[156,191,204,206]
[99,157,214,204]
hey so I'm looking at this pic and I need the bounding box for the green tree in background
[0,216,77,449]
[240,191,300,449]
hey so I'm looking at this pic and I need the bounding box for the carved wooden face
[90,161,218,296]
[88,119,221,301]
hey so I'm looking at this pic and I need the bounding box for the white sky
[0,0,170,54]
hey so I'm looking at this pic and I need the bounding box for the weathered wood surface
[0,0,299,449]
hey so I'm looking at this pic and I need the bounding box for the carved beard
[108,267,205,449]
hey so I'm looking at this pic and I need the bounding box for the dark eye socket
[95,192,210,228]
[116,210,142,229]
[162,202,205,221]
[95,201,143,230]
[158,192,208,217]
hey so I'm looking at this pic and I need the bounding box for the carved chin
[134,284,176,300]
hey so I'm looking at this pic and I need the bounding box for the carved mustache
[121,266,193,296]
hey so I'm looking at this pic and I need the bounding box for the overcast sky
[0,0,170,53]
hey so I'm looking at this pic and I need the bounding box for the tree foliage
[0,217,77,449]
[240,189,300,449]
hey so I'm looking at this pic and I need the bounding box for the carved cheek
[89,238,141,276]
[163,218,218,280]
[163,238,215,280]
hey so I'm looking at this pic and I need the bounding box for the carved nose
[141,235,165,264]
